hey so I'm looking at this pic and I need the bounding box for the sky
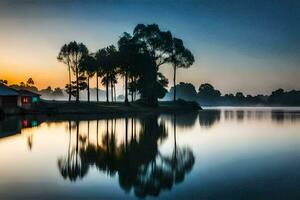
[0,0,299,95]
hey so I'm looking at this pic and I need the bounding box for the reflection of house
[0,117,22,139]
[0,84,41,113]
[0,116,40,137]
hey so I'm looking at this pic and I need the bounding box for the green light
[32,97,38,103]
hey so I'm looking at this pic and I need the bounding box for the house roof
[0,84,19,96]
[18,89,41,97]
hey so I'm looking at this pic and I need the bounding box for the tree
[65,73,87,99]
[57,44,72,101]
[58,41,88,102]
[0,80,8,85]
[106,45,119,102]
[133,24,173,68]
[27,78,34,86]
[118,32,138,104]
[95,48,108,102]
[169,38,194,101]
[52,88,64,96]
[198,83,221,98]
[97,45,118,103]
[132,24,174,106]
[80,54,96,102]
[168,82,197,101]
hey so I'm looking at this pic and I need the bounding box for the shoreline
[3,100,201,117]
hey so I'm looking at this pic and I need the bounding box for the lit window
[32,97,38,103]
[23,97,29,103]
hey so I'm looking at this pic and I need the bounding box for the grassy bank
[20,99,201,116]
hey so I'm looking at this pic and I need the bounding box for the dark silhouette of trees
[9,79,39,92]
[268,89,300,106]
[79,54,96,102]
[132,24,173,106]
[105,45,119,102]
[169,38,194,101]
[57,44,72,101]
[198,83,221,98]
[26,78,34,87]
[39,86,64,98]
[0,80,8,85]
[95,48,107,102]
[167,82,197,101]
[56,24,196,105]
[96,46,118,103]
[118,32,136,104]
[164,82,300,106]
[58,41,88,102]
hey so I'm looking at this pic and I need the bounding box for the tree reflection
[58,121,89,181]
[168,111,198,129]
[199,110,221,128]
[57,115,195,198]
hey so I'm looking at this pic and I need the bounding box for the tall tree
[57,44,72,101]
[70,42,88,102]
[97,45,118,103]
[132,24,173,106]
[95,49,108,102]
[118,32,141,104]
[58,41,88,102]
[106,45,119,103]
[169,38,194,101]
[79,54,96,102]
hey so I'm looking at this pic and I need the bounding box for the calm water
[0,108,300,199]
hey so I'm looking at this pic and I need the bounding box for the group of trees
[3,78,65,99]
[8,78,39,92]
[166,82,300,106]
[57,24,194,106]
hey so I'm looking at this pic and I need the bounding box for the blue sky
[0,0,299,95]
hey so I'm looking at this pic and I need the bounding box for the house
[17,89,41,108]
[0,84,20,112]
[0,84,41,113]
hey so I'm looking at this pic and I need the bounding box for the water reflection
[57,115,195,198]
[199,110,221,128]
[0,116,41,150]
[1,108,300,199]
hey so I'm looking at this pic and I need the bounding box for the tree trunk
[173,65,177,102]
[114,84,116,102]
[96,72,99,102]
[125,69,129,104]
[75,54,79,102]
[111,78,113,102]
[68,65,71,102]
[87,77,90,102]
[76,66,79,102]
[106,73,109,103]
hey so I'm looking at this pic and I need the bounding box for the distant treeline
[164,82,300,106]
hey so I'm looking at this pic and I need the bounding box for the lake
[0,107,300,199]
